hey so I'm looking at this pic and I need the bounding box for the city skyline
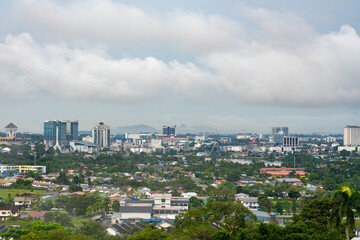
[1,1,360,133]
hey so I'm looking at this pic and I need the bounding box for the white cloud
[203,24,360,106]
[0,33,212,101]
[2,2,360,107]
[11,0,243,53]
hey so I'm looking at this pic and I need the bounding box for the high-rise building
[44,120,78,148]
[272,127,289,136]
[272,127,289,144]
[66,121,79,141]
[163,126,176,136]
[283,136,299,148]
[92,122,111,148]
[344,126,360,146]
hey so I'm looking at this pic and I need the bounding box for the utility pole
[34,153,36,166]
[293,156,295,170]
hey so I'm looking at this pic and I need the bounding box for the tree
[69,183,83,193]
[87,177,92,186]
[44,212,74,227]
[299,198,336,226]
[274,201,284,214]
[56,172,70,185]
[340,150,350,157]
[79,173,85,184]
[209,188,235,202]
[76,221,107,240]
[175,201,255,237]
[25,171,43,180]
[10,179,33,190]
[332,186,360,240]
[103,197,111,213]
[19,228,90,240]
[258,195,272,212]
[128,228,169,240]
[73,176,80,185]
[38,200,54,211]
[112,200,120,212]
[189,197,204,209]
[209,182,236,202]
[2,221,62,239]
[227,171,240,182]
[34,143,46,156]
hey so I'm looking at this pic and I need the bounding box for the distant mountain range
[114,124,159,134]
[113,124,227,135]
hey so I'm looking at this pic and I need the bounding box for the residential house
[13,194,34,208]
[19,211,53,219]
[235,194,259,211]
[0,206,20,220]
[113,206,153,224]
[270,178,303,186]
[0,179,16,187]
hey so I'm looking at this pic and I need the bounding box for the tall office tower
[66,121,79,141]
[283,136,299,148]
[272,127,289,144]
[271,127,289,136]
[344,126,360,146]
[163,126,176,136]
[44,120,67,148]
[92,122,111,147]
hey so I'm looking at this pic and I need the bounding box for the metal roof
[120,206,153,213]
[5,123,17,129]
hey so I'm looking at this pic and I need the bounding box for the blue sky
[0,0,360,134]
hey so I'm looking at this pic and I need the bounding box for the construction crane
[216,131,224,153]
[208,131,223,157]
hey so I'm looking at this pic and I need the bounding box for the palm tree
[332,186,360,240]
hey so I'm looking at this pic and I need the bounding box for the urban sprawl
[0,122,359,239]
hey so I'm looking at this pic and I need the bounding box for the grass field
[0,217,38,227]
[73,216,91,226]
[0,189,47,199]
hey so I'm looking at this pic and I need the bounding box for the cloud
[11,0,243,53]
[0,33,212,101]
[203,24,360,106]
[2,2,360,107]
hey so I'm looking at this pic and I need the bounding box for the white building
[283,136,299,148]
[338,146,357,152]
[125,133,152,141]
[69,141,97,153]
[0,164,46,174]
[82,135,94,142]
[152,194,189,219]
[344,126,360,146]
[325,136,337,143]
[92,122,110,148]
[235,193,259,211]
[111,194,189,223]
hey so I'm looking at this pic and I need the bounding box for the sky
[0,0,360,134]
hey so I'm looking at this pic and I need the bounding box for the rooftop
[5,123,17,129]
[120,206,153,213]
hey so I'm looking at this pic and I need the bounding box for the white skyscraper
[344,126,360,146]
[92,122,111,148]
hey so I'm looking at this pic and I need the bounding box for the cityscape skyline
[0,119,352,135]
[1,1,360,134]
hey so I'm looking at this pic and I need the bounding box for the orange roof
[294,182,304,185]
[70,192,85,196]
[260,167,305,171]
[236,184,247,187]
[266,171,307,176]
